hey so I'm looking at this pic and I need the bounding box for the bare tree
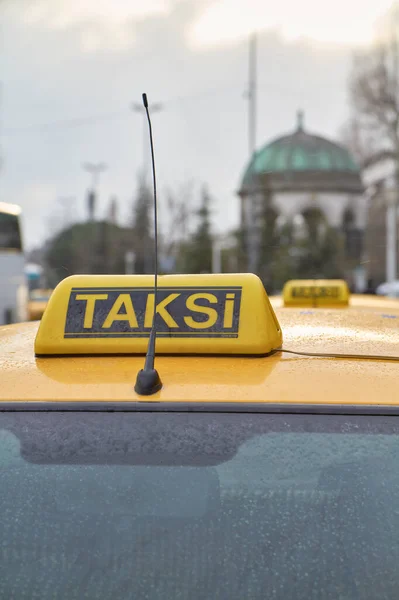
[160,181,194,263]
[347,5,399,172]
[338,116,378,167]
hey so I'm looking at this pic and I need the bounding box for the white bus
[0,202,28,325]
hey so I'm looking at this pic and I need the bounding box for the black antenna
[134,93,162,396]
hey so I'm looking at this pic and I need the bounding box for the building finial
[297,109,304,131]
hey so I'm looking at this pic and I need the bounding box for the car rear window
[0,411,399,599]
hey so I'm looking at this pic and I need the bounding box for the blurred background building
[238,112,366,291]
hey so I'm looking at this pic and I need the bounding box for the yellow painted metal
[283,279,349,307]
[2,302,399,403]
[34,273,282,356]
[27,301,47,321]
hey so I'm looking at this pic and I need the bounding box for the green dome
[240,112,362,193]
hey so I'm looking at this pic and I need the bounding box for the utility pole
[386,189,397,283]
[125,250,136,274]
[131,101,164,181]
[389,5,399,283]
[212,234,237,274]
[244,32,258,274]
[108,196,118,224]
[248,32,257,158]
[0,82,3,176]
[212,238,223,274]
[83,162,107,221]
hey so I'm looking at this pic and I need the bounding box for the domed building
[238,112,366,288]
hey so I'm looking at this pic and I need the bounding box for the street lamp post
[212,238,223,274]
[212,234,237,273]
[385,188,398,283]
[83,162,107,192]
[83,163,107,221]
[125,251,136,274]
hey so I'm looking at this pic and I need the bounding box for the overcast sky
[0,0,394,249]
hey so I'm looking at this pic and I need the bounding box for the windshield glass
[0,212,22,251]
[1,411,399,599]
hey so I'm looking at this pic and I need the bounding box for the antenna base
[134,368,163,396]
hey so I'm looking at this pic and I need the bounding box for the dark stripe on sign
[64,287,242,338]
[291,286,340,299]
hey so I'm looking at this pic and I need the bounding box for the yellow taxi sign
[28,288,53,321]
[283,279,350,307]
[35,273,282,356]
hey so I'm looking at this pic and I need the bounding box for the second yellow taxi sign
[283,279,350,308]
[35,273,282,356]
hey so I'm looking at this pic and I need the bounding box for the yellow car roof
[2,300,399,404]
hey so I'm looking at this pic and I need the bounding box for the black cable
[280,348,399,362]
